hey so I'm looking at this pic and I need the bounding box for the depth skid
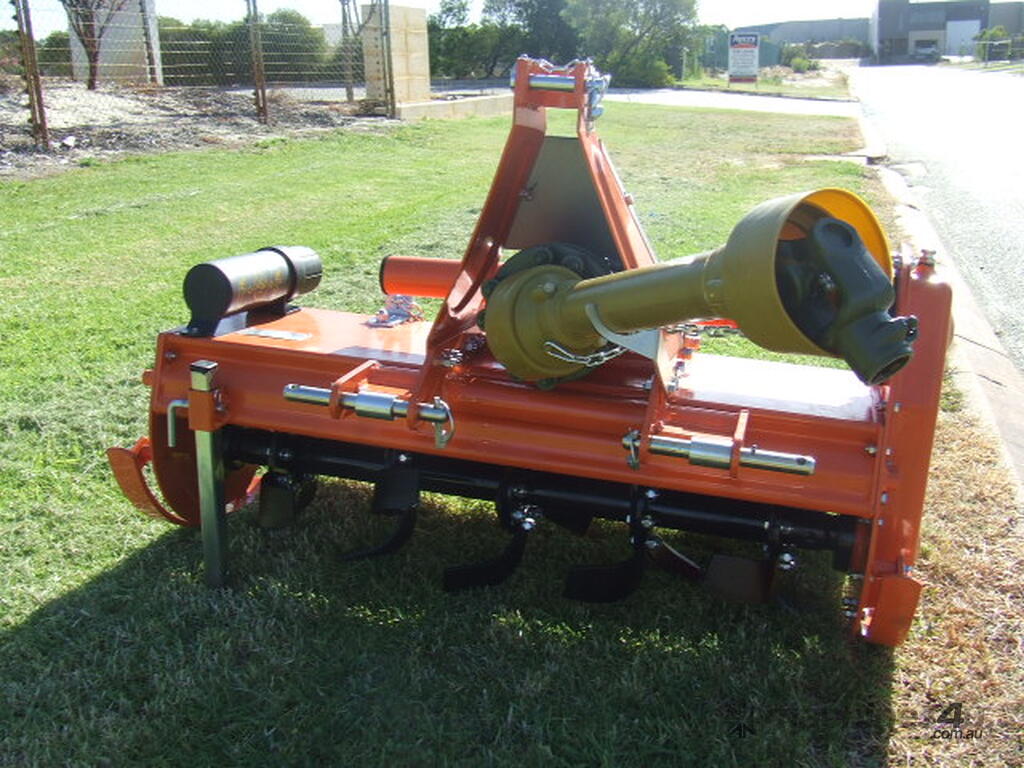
[108,57,952,646]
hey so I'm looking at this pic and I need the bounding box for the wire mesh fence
[2,0,393,163]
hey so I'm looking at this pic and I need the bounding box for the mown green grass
[0,105,895,766]
[677,72,852,101]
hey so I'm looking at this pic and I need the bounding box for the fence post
[246,0,269,124]
[339,0,364,103]
[138,0,158,84]
[10,0,49,147]
[378,0,396,119]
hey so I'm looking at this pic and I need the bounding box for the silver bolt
[817,273,836,293]
[511,486,527,499]
[164,350,178,361]
[880,492,889,505]
[440,349,464,368]
[645,489,658,500]
[625,514,633,524]
[893,402,902,413]
[640,516,654,529]
[778,552,797,571]
[865,445,878,455]
[843,609,858,619]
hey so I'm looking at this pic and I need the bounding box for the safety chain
[544,340,627,367]
[667,323,745,339]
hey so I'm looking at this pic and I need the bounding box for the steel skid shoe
[443,481,538,591]
[337,452,420,562]
[257,470,317,529]
[703,545,793,604]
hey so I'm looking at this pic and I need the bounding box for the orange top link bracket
[409,56,657,429]
[329,360,380,420]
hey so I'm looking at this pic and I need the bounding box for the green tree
[157,17,216,85]
[480,0,526,75]
[429,0,511,78]
[435,0,469,28]
[0,30,20,78]
[562,0,696,86]
[975,25,1010,61]
[262,9,326,82]
[518,0,578,61]
[429,0,578,78]
[484,0,577,62]
[37,31,72,77]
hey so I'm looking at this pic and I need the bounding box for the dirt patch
[0,79,391,179]
[762,63,850,91]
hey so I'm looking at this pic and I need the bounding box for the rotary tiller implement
[108,58,952,646]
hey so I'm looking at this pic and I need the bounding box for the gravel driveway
[1,80,385,178]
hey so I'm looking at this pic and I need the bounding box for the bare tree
[59,0,130,90]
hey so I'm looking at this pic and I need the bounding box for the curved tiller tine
[337,455,420,562]
[443,508,535,591]
[107,438,193,526]
[563,487,657,603]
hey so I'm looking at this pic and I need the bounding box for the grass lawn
[1,105,1019,766]
[677,68,852,101]
[951,60,1024,75]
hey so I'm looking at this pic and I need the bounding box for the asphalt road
[851,64,1024,369]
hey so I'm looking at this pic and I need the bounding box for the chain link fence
[2,0,393,164]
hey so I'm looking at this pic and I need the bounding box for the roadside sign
[729,32,759,83]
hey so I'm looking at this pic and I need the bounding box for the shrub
[611,53,672,88]
[38,31,71,77]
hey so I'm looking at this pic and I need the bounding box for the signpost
[729,32,760,84]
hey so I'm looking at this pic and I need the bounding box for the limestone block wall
[362,4,430,104]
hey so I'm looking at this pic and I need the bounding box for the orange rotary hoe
[108,58,951,646]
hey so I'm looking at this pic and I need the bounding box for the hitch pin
[622,432,815,475]
[283,384,455,448]
[166,399,189,448]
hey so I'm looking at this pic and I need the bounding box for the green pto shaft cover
[483,189,914,386]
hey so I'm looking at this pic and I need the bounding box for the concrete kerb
[396,93,513,121]
[875,164,1024,499]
